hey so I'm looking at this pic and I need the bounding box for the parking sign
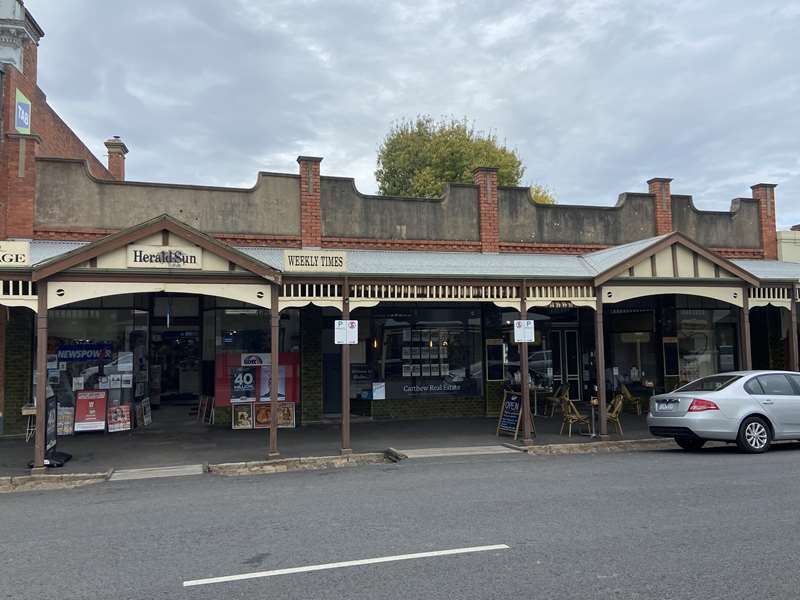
[335,320,358,344]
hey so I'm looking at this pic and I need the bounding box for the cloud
[25,0,800,226]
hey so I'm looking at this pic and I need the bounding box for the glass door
[549,330,582,401]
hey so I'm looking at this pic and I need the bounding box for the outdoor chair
[546,384,568,417]
[606,393,624,436]
[619,383,642,416]
[560,399,591,437]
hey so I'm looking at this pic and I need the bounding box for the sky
[24,0,800,227]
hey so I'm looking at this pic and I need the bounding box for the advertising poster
[259,366,286,401]
[109,374,122,389]
[117,352,134,372]
[230,366,257,402]
[121,373,133,388]
[57,404,75,436]
[74,390,107,432]
[253,402,296,429]
[232,403,254,429]
[142,397,153,426]
[45,395,58,452]
[72,376,85,391]
[107,405,131,433]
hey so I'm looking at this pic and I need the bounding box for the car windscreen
[675,374,742,392]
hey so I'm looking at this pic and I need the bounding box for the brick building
[2,2,799,468]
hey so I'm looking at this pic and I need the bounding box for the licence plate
[657,402,675,412]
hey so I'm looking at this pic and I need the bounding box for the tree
[375,116,525,197]
[529,183,556,205]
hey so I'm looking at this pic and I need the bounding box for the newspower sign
[283,250,347,273]
[127,245,203,269]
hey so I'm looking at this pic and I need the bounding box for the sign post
[335,299,357,454]
[514,304,535,444]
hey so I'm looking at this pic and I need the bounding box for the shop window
[212,306,300,428]
[354,306,483,400]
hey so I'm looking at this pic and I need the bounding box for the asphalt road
[4,443,800,599]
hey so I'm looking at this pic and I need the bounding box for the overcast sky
[25,0,800,227]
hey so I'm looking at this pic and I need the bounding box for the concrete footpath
[1,437,681,494]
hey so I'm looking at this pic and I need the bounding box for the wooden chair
[560,399,590,437]
[546,384,567,417]
[619,383,642,416]
[606,393,625,436]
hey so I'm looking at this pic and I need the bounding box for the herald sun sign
[15,89,31,134]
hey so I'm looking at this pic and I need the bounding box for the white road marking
[401,446,519,458]
[110,464,204,481]
[182,544,510,587]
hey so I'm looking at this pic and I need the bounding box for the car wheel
[737,417,771,453]
[674,437,706,451]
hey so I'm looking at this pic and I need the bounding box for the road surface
[3,443,800,599]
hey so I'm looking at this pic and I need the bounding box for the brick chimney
[297,156,322,248]
[473,167,499,253]
[648,177,673,236]
[104,136,128,181]
[751,183,778,260]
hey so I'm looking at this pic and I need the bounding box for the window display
[354,306,483,400]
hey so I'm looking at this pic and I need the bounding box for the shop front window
[208,299,300,429]
[355,305,483,400]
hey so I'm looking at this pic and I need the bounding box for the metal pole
[789,285,799,371]
[520,283,533,445]
[595,287,608,438]
[341,278,352,455]
[33,283,48,470]
[268,284,280,457]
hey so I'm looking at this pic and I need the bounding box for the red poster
[74,390,107,432]
[107,404,131,433]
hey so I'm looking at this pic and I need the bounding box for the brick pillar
[1,133,40,239]
[751,183,778,260]
[104,136,129,181]
[473,166,499,253]
[297,156,322,248]
[648,177,673,235]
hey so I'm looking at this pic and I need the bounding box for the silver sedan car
[648,371,800,453]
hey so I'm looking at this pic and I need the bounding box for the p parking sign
[15,89,31,134]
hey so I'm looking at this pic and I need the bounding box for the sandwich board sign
[335,320,358,345]
[496,391,535,440]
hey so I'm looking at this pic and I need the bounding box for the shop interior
[42,293,300,437]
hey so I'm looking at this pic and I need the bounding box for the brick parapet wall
[321,237,482,252]
[648,178,673,236]
[473,167,499,253]
[298,157,322,248]
[751,184,778,260]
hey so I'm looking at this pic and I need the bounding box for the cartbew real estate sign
[15,89,31,134]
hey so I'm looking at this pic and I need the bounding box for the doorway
[149,295,202,409]
[550,329,582,400]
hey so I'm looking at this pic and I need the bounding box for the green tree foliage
[376,116,525,197]
[529,183,556,204]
